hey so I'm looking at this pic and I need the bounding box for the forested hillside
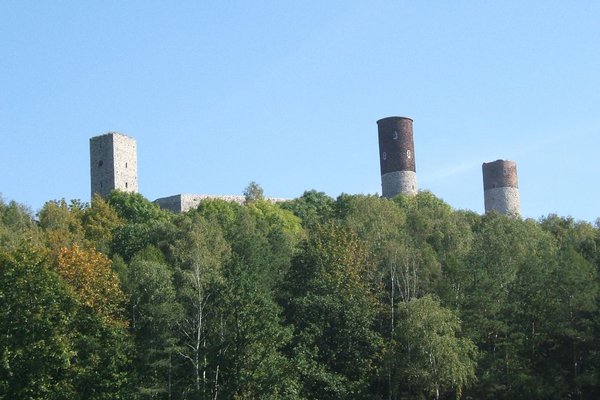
[1,189,599,400]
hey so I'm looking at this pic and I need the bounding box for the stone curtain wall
[155,194,287,213]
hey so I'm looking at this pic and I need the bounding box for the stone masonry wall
[155,194,287,213]
[90,134,114,198]
[111,133,138,194]
[381,171,418,198]
[484,187,521,216]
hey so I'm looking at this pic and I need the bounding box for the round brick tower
[482,159,520,216]
[377,116,417,198]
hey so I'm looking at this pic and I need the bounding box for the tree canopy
[2,189,600,399]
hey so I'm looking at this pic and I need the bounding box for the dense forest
[1,187,599,400]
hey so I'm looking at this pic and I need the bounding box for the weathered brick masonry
[377,116,418,198]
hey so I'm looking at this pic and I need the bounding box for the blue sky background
[1,1,599,222]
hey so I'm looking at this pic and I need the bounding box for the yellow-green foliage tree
[55,245,132,398]
[81,194,124,254]
[56,245,126,323]
[38,199,86,254]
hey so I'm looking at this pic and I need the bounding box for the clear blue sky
[1,1,599,222]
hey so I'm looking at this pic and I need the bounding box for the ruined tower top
[482,159,520,216]
[482,159,518,190]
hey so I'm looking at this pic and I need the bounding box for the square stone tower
[90,132,138,198]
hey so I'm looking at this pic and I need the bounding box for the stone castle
[90,133,138,198]
[89,132,285,213]
[481,160,520,216]
[375,116,520,216]
[90,118,521,215]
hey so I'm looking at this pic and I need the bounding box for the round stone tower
[377,116,417,198]
[482,159,520,216]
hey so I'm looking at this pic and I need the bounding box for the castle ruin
[154,193,286,213]
[89,131,285,212]
[89,122,521,216]
[482,159,521,216]
[377,116,418,198]
[90,132,138,199]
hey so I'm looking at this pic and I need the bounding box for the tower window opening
[98,160,103,167]
[126,182,128,189]
[100,181,103,188]
[126,162,128,168]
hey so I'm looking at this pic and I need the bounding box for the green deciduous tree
[281,190,335,229]
[170,212,230,398]
[55,245,132,399]
[243,181,264,204]
[0,197,43,252]
[81,194,124,254]
[216,256,301,400]
[125,251,182,399]
[0,244,78,399]
[220,201,304,399]
[107,191,169,224]
[38,199,87,253]
[395,295,477,400]
[285,222,384,399]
